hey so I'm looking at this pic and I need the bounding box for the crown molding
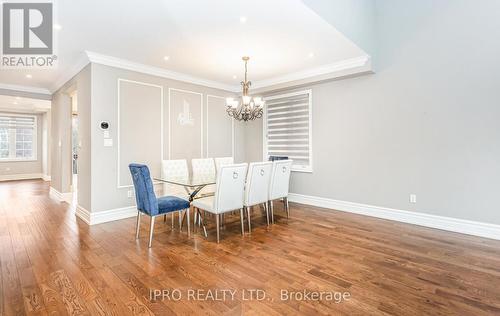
[0,83,51,95]
[251,55,371,91]
[2,52,371,97]
[85,51,238,92]
[50,52,91,93]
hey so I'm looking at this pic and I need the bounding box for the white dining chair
[243,162,273,233]
[191,157,216,194]
[268,159,293,223]
[215,157,234,172]
[161,159,189,227]
[192,163,248,243]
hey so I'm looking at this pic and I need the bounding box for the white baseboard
[49,186,73,203]
[288,193,500,241]
[0,173,42,182]
[76,205,137,225]
[42,174,51,181]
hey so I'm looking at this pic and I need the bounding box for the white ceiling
[0,95,51,113]
[0,0,367,93]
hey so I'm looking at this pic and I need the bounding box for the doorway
[70,91,78,202]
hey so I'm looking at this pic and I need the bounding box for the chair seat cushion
[157,196,190,214]
[192,196,216,213]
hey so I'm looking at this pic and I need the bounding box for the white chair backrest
[215,157,234,172]
[269,160,293,200]
[192,158,216,177]
[161,159,189,197]
[161,159,189,179]
[213,163,248,213]
[244,162,273,206]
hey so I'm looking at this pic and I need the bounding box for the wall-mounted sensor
[100,121,109,130]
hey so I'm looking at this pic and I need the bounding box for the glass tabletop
[154,175,216,187]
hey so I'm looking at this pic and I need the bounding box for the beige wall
[245,0,500,225]
[0,112,44,177]
[51,65,91,211]
[90,63,240,212]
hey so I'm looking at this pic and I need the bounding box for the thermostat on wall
[100,121,109,130]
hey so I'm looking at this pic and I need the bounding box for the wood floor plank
[1,179,500,316]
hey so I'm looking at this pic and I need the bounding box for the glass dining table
[153,175,216,236]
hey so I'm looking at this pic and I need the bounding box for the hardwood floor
[1,180,500,315]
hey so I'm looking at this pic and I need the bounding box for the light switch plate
[103,130,110,138]
[104,138,113,147]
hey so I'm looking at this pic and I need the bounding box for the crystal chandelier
[226,56,264,122]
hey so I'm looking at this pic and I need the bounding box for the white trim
[49,186,72,203]
[206,95,234,158]
[42,174,51,181]
[0,83,51,95]
[86,51,236,92]
[288,193,500,241]
[1,53,371,97]
[168,88,203,159]
[263,89,313,173]
[252,56,371,90]
[0,173,42,181]
[76,204,137,225]
[50,52,91,93]
[117,79,164,188]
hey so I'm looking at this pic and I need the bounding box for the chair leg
[270,201,274,224]
[197,210,208,237]
[264,203,270,226]
[215,214,220,243]
[246,206,252,233]
[148,216,155,248]
[186,208,191,237]
[178,210,182,228]
[164,214,167,222]
[240,208,245,235]
[171,212,174,228]
[193,208,198,229]
[285,197,290,218]
[135,211,141,239]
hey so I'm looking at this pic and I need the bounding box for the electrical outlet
[127,190,133,198]
[409,194,417,204]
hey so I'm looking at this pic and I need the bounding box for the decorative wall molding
[49,186,73,203]
[0,173,43,182]
[288,193,500,241]
[76,204,137,225]
[168,88,204,159]
[86,51,236,92]
[117,78,164,188]
[206,95,235,158]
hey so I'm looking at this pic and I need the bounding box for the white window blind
[0,114,36,160]
[263,90,312,172]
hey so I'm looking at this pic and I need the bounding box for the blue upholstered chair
[129,163,190,247]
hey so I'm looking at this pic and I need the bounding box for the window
[0,114,37,161]
[263,90,312,172]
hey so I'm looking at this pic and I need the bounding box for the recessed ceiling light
[232,75,237,79]
[26,74,32,79]
[13,101,18,105]
[239,16,247,23]
[54,24,62,30]
[308,52,314,58]
[15,96,21,100]
[163,56,170,61]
